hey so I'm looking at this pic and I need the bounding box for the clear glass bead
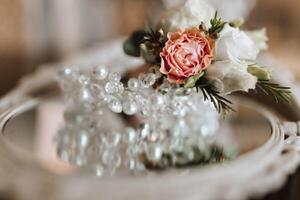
[146,73,156,86]
[159,81,171,93]
[151,93,165,106]
[90,84,105,99]
[117,83,124,93]
[108,98,122,113]
[139,106,151,118]
[58,68,74,84]
[78,75,90,85]
[149,66,162,78]
[123,127,137,144]
[92,164,104,177]
[147,131,160,142]
[79,87,92,102]
[57,143,70,162]
[183,88,193,95]
[139,123,150,139]
[108,72,121,82]
[105,82,119,94]
[93,65,108,80]
[140,73,156,88]
[122,101,138,115]
[125,158,136,170]
[126,146,137,157]
[128,78,140,91]
[146,144,163,162]
[77,130,89,148]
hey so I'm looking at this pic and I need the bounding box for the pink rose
[160,28,214,84]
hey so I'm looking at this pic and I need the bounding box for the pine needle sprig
[195,80,235,115]
[256,80,292,103]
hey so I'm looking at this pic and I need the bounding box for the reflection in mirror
[3,98,77,175]
[2,97,272,176]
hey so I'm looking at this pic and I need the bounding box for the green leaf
[123,30,147,57]
[184,72,204,88]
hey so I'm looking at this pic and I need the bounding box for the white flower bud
[207,60,257,94]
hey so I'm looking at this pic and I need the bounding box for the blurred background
[0,0,299,97]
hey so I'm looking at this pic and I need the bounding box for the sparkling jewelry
[56,66,220,175]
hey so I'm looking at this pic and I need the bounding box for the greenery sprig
[194,78,235,115]
[208,12,226,38]
[256,80,292,103]
[247,65,292,103]
[199,86,235,115]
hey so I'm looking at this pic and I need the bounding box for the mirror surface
[2,97,271,175]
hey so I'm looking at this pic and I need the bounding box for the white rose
[206,60,257,94]
[215,24,259,62]
[245,28,268,51]
[160,0,215,32]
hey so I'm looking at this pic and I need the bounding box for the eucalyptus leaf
[123,30,147,57]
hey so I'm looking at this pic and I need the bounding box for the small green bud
[247,65,271,80]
